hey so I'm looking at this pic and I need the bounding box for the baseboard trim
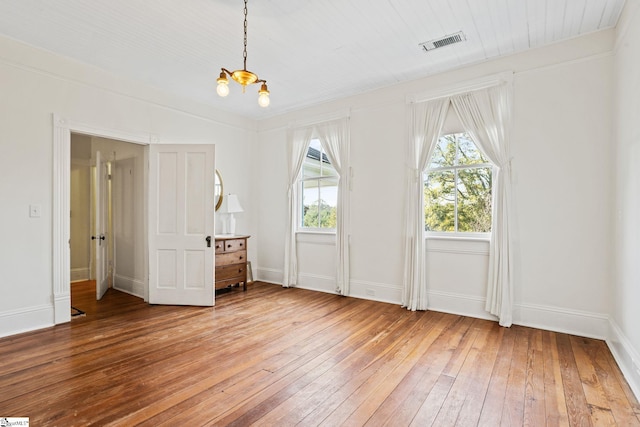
[0,304,54,338]
[255,267,283,286]
[607,319,640,401]
[296,273,337,294]
[114,274,145,298]
[54,294,71,324]
[427,290,497,321]
[70,267,90,282]
[256,267,403,304]
[512,303,609,340]
[254,265,610,337]
[350,279,402,305]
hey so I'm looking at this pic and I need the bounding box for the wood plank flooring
[1,281,639,426]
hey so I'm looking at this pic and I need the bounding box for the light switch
[29,204,41,218]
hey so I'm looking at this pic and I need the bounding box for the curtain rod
[406,71,513,104]
[287,109,351,130]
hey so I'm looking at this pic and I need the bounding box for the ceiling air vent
[420,31,466,52]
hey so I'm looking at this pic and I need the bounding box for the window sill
[296,229,336,235]
[426,233,490,243]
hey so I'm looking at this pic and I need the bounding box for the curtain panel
[283,118,351,294]
[316,117,351,295]
[403,80,513,325]
[283,127,313,287]
[402,98,450,310]
[451,83,514,326]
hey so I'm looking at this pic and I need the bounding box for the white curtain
[316,117,351,295]
[402,97,450,310]
[283,127,313,287]
[451,83,514,326]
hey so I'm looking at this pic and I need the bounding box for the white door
[148,144,215,306]
[94,150,110,300]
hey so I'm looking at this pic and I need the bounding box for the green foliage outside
[303,200,337,228]
[424,133,492,233]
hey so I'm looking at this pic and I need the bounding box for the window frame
[424,132,493,239]
[297,139,338,234]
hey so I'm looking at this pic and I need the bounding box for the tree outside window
[424,133,492,233]
[300,139,338,230]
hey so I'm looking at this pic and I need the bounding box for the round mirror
[215,169,223,211]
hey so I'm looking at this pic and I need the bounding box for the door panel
[157,152,178,234]
[148,144,215,306]
[184,250,206,290]
[185,152,207,235]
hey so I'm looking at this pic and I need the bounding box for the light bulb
[216,71,229,97]
[258,82,270,107]
[217,81,229,97]
[258,92,270,107]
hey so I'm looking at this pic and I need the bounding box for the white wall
[254,30,615,338]
[610,0,640,400]
[0,35,255,337]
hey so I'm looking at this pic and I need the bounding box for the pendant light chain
[243,0,248,71]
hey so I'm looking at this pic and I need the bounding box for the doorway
[69,132,147,316]
[53,114,216,325]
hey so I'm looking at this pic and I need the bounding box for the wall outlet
[365,288,375,297]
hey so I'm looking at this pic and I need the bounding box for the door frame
[52,114,154,324]
[94,150,110,300]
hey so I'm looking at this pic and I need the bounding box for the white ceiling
[0,0,626,119]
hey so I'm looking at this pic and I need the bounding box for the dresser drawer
[215,250,246,267]
[216,263,246,281]
[223,238,246,252]
[214,240,225,253]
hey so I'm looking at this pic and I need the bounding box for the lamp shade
[221,194,243,214]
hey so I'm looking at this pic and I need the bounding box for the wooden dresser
[215,235,249,291]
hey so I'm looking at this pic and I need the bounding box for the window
[299,139,338,231]
[424,132,492,234]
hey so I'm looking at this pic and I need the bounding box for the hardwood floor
[1,281,639,426]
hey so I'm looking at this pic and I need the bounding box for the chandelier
[216,0,270,107]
